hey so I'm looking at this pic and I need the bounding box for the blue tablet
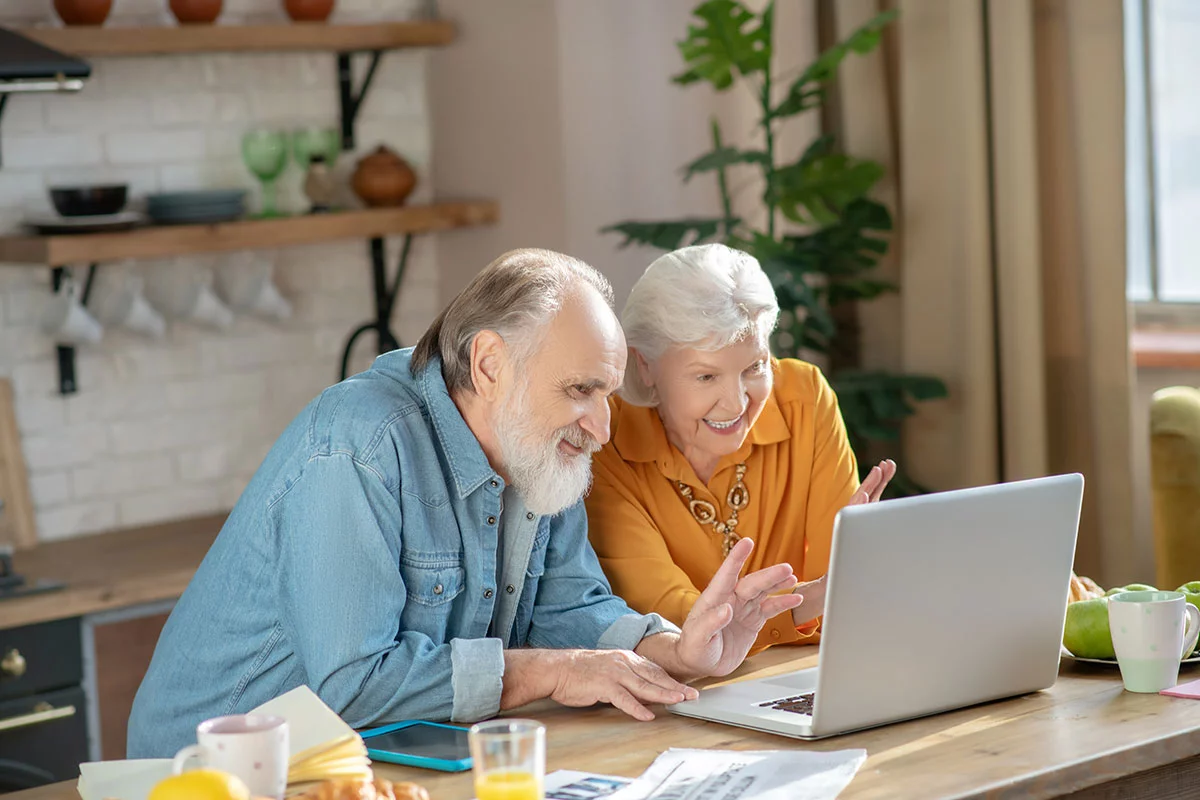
[359,720,473,772]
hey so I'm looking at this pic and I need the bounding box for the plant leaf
[674,0,773,89]
[769,9,897,120]
[768,153,884,225]
[601,218,732,251]
[831,369,949,463]
[682,147,771,182]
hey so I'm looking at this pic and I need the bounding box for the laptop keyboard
[758,692,815,715]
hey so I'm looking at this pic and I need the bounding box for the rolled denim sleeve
[449,637,504,721]
[527,504,670,650]
[596,612,679,651]
[274,453,500,727]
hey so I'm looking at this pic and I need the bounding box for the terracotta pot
[284,0,336,22]
[352,145,417,208]
[53,0,113,26]
[169,0,224,24]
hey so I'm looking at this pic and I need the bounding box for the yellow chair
[1150,386,1200,590]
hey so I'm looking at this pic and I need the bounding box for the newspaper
[545,770,635,800]
[608,748,867,800]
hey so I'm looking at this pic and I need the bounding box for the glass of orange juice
[468,719,546,800]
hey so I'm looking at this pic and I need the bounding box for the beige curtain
[831,0,1135,585]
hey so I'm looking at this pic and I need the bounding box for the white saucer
[1060,645,1200,666]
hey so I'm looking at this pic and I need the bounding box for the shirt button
[505,584,515,594]
[433,584,444,595]
[771,629,781,640]
[483,588,494,599]
[526,512,535,521]
[490,479,499,488]
[486,516,496,525]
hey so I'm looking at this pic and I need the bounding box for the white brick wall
[0,0,438,541]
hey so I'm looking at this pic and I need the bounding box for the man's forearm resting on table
[500,649,561,710]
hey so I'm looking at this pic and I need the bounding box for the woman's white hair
[621,243,779,407]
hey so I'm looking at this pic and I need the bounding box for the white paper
[78,760,171,800]
[251,685,363,763]
[609,748,867,800]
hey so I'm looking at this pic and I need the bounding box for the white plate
[1060,646,1200,666]
[24,210,144,234]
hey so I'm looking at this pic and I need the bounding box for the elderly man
[128,249,803,757]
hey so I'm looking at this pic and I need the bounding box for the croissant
[293,779,430,800]
[1068,571,1105,603]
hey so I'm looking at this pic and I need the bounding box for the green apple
[1063,597,1116,659]
[1175,581,1200,604]
[1176,582,1200,657]
[1104,583,1156,596]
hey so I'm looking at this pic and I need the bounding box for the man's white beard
[494,383,598,516]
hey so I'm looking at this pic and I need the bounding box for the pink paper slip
[1160,677,1200,698]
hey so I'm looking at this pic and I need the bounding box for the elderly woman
[586,243,895,653]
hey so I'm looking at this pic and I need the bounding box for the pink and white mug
[173,714,289,799]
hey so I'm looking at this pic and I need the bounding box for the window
[1126,0,1200,305]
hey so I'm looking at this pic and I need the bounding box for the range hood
[0,27,90,94]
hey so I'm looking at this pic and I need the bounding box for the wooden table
[13,647,1200,800]
[0,514,223,630]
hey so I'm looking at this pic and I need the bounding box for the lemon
[148,769,251,800]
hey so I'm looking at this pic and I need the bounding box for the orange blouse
[586,359,860,654]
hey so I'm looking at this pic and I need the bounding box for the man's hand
[501,648,698,722]
[791,459,897,627]
[674,537,803,678]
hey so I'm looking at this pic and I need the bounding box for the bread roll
[1068,571,1105,603]
[293,779,429,800]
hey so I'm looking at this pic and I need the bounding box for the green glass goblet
[242,130,289,219]
[291,126,340,169]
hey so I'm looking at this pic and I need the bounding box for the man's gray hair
[621,243,779,407]
[412,248,614,393]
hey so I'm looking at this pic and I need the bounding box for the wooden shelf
[0,201,498,266]
[18,21,456,57]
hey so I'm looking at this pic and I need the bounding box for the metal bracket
[50,263,98,395]
[337,51,383,151]
[0,94,8,169]
[340,234,412,380]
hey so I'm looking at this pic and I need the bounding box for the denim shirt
[127,349,674,758]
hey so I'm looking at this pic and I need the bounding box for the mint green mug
[1108,590,1200,693]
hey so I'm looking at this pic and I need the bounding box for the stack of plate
[146,190,247,225]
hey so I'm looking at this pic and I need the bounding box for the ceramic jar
[303,155,337,213]
[284,0,336,22]
[53,0,113,26]
[169,0,224,24]
[351,145,417,208]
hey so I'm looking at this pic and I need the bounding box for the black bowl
[49,185,128,217]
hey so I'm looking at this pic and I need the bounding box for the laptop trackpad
[759,667,818,693]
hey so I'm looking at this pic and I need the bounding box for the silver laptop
[667,473,1084,739]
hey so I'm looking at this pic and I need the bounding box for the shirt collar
[417,354,502,499]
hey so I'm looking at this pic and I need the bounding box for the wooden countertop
[0,514,222,629]
[12,646,1200,799]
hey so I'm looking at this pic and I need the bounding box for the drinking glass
[241,130,289,218]
[469,719,545,800]
[291,126,340,169]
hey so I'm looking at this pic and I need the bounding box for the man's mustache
[560,426,600,454]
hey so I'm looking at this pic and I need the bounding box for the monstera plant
[603,0,946,495]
